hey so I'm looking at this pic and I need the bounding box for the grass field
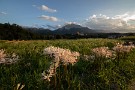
[0,38,135,90]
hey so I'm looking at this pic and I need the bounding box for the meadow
[0,38,135,90]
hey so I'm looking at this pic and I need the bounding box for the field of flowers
[0,38,135,90]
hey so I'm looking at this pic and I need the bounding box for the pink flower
[0,49,19,64]
[43,46,80,81]
[92,47,113,58]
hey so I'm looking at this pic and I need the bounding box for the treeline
[0,23,76,40]
[0,23,45,40]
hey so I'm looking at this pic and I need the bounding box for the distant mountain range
[54,24,97,34]
[25,27,52,35]
[1,23,135,40]
[26,24,103,35]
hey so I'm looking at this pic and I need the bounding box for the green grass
[119,36,135,41]
[0,39,121,55]
[1,39,135,90]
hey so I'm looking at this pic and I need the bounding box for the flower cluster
[42,46,80,81]
[44,46,80,64]
[92,47,114,58]
[0,49,19,64]
[0,49,6,59]
[91,42,135,58]
[113,43,135,53]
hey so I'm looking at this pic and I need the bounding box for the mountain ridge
[27,24,100,35]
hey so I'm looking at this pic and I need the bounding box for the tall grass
[1,39,135,90]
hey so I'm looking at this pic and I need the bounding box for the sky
[1,0,135,32]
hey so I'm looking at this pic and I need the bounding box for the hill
[26,27,52,35]
[0,23,43,40]
[27,24,98,35]
[54,24,97,35]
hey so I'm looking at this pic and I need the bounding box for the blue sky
[1,0,135,31]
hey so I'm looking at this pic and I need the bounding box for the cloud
[42,22,81,30]
[45,24,62,30]
[33,5,57,12]
[65,22,81,26]
[39,5,57,12]
[113,13,135,23]
[31,24,61,30]
[0,12,7,15]
[65,22,77,25]
[38,15,59,22]
[83,13,135,31]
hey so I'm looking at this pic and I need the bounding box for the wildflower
[0,49,19,64]
[113,43,135,53]
[0,49,6,59]
[42,46,80,81]
[44,46,80,64]
[92,47,113,58]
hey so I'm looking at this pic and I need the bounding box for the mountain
[26,27,52,35]
[54,24,97,35]
[25,24,98,35]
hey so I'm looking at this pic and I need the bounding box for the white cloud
[65,22,81,25]
[31,24,61,29]
[45,24,62,30]
[65,22,77,25]
[90,14,97,19]
[83,13,135,31]
[40,5,57,12]
[38,15,59,22]
[33,5,57,12]
[0,12,7,15]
